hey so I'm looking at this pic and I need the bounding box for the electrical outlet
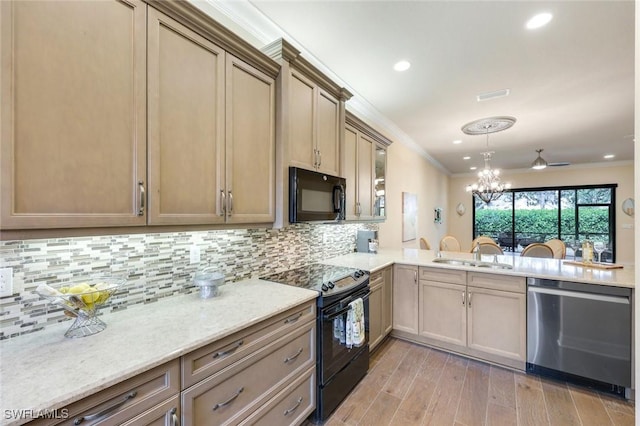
[189,246,201,264]
[0,267,13,297]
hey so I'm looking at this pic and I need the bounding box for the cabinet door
[392,265,419,335]
[343,125,358,219]
[467,287,526,362]
[382,266,393,335]
[225,54,275,223]
[147,8,225,225]
[1,0,146,229]
[418,281,466,347]
[316,89,340,176]
[374,144,387,218]
[289,71,315,170]
[368,281,384,352]
[357,134,374,219]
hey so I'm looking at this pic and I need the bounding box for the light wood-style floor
[322,337,634,426]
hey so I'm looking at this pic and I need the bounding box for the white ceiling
[245,0,634,175]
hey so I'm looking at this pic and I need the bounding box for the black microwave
[289,167,346,223]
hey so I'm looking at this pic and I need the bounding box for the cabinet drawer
[181,321,315,426]
[181,301,315,388]
[370,269,384,286]
[30,360,180,426]
[468,272,526,293]
[238,367,315,426]
[419,267,466,285]
[120,395,180,426]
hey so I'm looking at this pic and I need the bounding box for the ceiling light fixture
[463,156,471,160]
[470,167,477,170]
[477,89,510,102]
[526,12,553,30]
[531,149,548,170]
[453,140,462,144]
[463,117,514,204]
[604,154,615,159]
[393,60,411,72]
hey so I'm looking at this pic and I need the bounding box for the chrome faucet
[473,243,481,261]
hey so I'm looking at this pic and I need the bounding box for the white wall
[378,142,449,249]
[448,163,635,264]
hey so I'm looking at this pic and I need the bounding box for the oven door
[319,286,370,384]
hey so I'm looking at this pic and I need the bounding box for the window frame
[471,183,617,262]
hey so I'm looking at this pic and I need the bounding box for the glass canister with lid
[193,267,225,299]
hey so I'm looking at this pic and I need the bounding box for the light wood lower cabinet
[395,267,526,370]
[180,301,317,426]
[418,280,466,346]
[392,265,419,335]
[369,266,393,352]
[28,361,180,426]
[120,396,180,426]
[466,273,526,366]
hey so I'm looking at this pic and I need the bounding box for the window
[472,184,616,262]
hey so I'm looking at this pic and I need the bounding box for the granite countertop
[0,279,317,426]
[320,248,635,288]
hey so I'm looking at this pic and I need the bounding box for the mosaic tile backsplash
[0,223,376,340]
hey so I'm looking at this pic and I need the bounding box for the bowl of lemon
[35,277,125,338]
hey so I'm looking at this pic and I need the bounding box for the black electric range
[261,263,371,423]
[261,263,369,307]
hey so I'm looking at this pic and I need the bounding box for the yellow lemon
[81,291,100,305]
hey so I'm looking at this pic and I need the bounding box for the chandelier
[462,117,515,204]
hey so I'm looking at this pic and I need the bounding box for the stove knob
[321,284,329,292]
[327,281,335,289]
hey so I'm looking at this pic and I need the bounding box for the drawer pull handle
[169,407,179,426]
[213,339,244,359]
[284,347,304,363]
[73,391,137,424]
[462,291,466,306]
[468,292,472,307]
[213,387,244,411]
[284,312,303,324]
[284,397,304,416]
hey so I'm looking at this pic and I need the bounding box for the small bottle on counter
[581,238,593,264]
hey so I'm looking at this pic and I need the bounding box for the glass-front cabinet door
[374,144,387,218]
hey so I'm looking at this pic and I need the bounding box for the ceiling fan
[531,149,570,169]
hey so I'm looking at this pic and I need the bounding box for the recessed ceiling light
[526,13,553,30]
[393,60,411,72]
[453,140,462,145]
[470,166,477,170]
[604,154,615,159]
[463,156,471,160]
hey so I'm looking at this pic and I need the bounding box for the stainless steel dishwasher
[527,277,632,396]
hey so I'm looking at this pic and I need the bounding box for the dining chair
[439,235,461,252]
[521,243,554,258]
[477,242,504,256]
[419,238,431,250]
[544,239,566,259]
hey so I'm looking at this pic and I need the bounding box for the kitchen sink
[432,257,513,270]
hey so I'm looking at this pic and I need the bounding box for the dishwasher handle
[528,286,630,305]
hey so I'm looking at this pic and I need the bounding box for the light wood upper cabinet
[225,55,275,223]
[147,8,225,225]
[316,89,341,175]
[343,112,392,221]
[287,71,341,176]
[147,8,275,226]
[0,0,147,229]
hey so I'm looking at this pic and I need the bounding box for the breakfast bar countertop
[0,279,318,426]
[321,248,635,288]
